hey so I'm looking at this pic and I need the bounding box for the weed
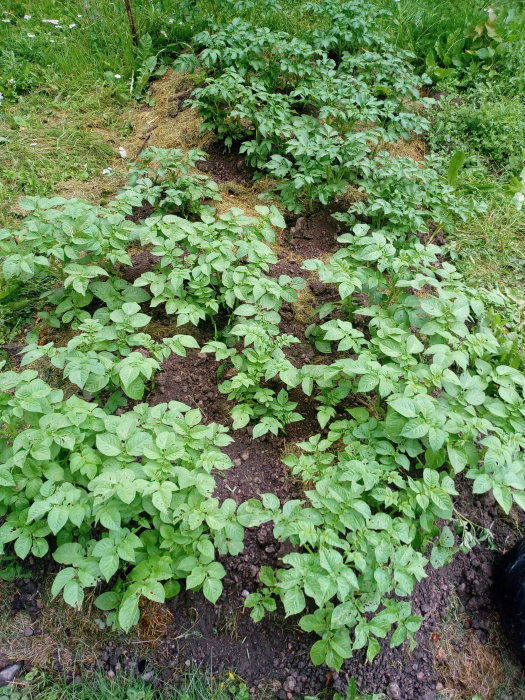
[429,94,525,175]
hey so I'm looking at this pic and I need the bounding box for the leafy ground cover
[1,1,525,699]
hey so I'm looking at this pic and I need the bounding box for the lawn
[0,1,525,699]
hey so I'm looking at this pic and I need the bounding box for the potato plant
[183,12,432,212]
[0,0,524,679]
[0,370,242,629]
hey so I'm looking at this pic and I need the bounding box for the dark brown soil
[126,201,156,224]
[197,141,255,185]
[284,206,343,258]
[215,433,298,505]
[120,251,159,283]
[149,347,228,424]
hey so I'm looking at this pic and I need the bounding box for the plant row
[0,2,524,674]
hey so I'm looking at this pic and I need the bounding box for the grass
[449,195,525,291]
[0,89,131,227]
[0,667,255,700]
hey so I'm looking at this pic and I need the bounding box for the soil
[197,140,256,186]
[120,251,159,283]
[149,345,228,424]
[284,206,343,259]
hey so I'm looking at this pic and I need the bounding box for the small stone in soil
[0,663,23,687]
[387,682,401,699]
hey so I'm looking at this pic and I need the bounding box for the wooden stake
[123,0,139,47]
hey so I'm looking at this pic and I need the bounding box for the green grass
[449,194,525,291]
[0,88,132,226]
[0,668,257,700]
[429,93,525,175]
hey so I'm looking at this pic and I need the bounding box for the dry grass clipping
[137,600,173,644]
[383,136,426,161]
[432,595,525,700]
[0,585,114,669]
[124,69,209,156]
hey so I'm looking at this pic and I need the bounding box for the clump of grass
[447,195,525,293]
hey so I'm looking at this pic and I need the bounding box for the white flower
[77,14,82,18]
[114,74,122,79]
[30,142,37,146]
[49,39,55,43]
[68,23,76,28]
[168,18,174,23]
[27,33,35,38]
[118,146,128,158]
[24,14,32,20]
[8,78,15,84]
[102,168,112,175]
[42,19,60,24]
[1,19,11,23]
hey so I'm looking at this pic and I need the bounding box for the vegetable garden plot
[1,2,525,697]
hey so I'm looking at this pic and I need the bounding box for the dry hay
[124,69,209,156]
[432,596,524,700]
[137,600,173,645]
[0,587,111,669]
[383,136,426,161]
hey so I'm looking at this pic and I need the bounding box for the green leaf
[164,580,181,599]
[51,567,76,598]
[95,591,120,611]
[389,397,417,418]
[118,595,140,631]
[493,484,513,514]
[99,554,120,582]
[203,577,223,603]
[310,639,328,666]
[48,507,69,535]
[282,588,306,617]
[63,580,84,608]
[234,304,257,316]
[186,567,206,590]
[96,433,122,457]
[14,534,32,560]
[447,150,466,186]
[142,579,165,603]
[53,543,83,565]
[390,625,407,648]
